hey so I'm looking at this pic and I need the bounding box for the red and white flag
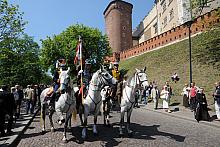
[74,40,82,65]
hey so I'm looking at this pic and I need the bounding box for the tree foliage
[0,35,46,86]
[0,0,26,41]
[40,24,111,75]
[0,1,48,87]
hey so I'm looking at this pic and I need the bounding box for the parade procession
[1,0,220,146]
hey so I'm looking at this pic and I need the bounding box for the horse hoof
[62,138,67,143]
[51,128,55,132]
[128,132,133,137]
[41,130,46,135]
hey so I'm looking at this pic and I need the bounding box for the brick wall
[120,8,220,60]
[104,1,133,53]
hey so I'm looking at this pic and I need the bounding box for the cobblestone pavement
[17,106,220,147]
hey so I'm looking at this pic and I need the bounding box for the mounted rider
[46,58,67,102]
[77,59,93,98]
[110,61,123,105]
[111,61,120,81]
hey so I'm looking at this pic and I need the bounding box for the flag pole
[79,35,84,103]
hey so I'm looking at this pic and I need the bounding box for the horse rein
[126,71,147,88]
[90,72,113,91]
[136,72,148,88]
[125,71,148,109]
[87,71,114,112]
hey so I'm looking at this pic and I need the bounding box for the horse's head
[59,67,70,94]
[135,67,148,89]
[97,66,117,86]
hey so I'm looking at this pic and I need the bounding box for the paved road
[17,106,220,147]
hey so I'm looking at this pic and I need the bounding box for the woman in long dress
[182,84,190,107]
[195,88,210,122]
[161,86,171,113]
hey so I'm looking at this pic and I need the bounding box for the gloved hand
[78,70,83,74]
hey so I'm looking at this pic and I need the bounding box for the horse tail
[72,108,77,122]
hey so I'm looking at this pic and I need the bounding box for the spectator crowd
[0,84,46,137]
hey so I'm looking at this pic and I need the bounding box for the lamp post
[188,0,193,85]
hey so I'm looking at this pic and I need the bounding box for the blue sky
[8,0,155,44]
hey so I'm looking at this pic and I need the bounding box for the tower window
[169,8,174,21]
[164,16,167,27]
[162,2,166,13]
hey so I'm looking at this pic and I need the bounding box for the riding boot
[55,92,61,102]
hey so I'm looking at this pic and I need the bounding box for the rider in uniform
[47,58,67,102]
[111,61,122,106]
[77,59,93,98]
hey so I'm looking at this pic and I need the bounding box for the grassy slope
[120,27,220,106]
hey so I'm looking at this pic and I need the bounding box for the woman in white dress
[160,86,171,113]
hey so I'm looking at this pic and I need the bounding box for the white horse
[119,67,148,137]
[81,66,117,139]
[40,68,77,142]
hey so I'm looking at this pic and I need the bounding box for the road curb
[140,106,220,129]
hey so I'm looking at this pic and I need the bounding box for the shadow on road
[16,112,185,146]
[67,122,185,146]
[170,102,180,106]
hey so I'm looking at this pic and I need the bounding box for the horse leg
[49,107,55,132]
[119,109,125,137]
[82,105,88,139]
[93,112,98,136]
[41,104,46,132]
[126,108,133,137]
[106,100,111,127]
[103,102,107,126]
[79,104,84,126]
[118,95,121,106]
[56,107,65,125]
[68,115,71,130]
[62,112,72,143]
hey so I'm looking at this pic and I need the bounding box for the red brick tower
[104,0,133,61]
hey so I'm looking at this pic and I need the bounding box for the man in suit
[0,85,15,136]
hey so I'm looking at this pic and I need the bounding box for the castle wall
[120,9,220,60]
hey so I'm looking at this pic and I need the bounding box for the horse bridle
[88,71,114,112]
[90,72,114,91]
[60,76,70,93]
[136,71,148,88]
[126,71,147,88]
[125,71,148,110]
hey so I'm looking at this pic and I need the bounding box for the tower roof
[103,0,133,15]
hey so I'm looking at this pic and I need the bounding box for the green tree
[0,35,44,86]
[0,1,46,87]
[40,24,111,75]
[0,0,26,41]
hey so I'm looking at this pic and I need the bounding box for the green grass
[120,27,220,107]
